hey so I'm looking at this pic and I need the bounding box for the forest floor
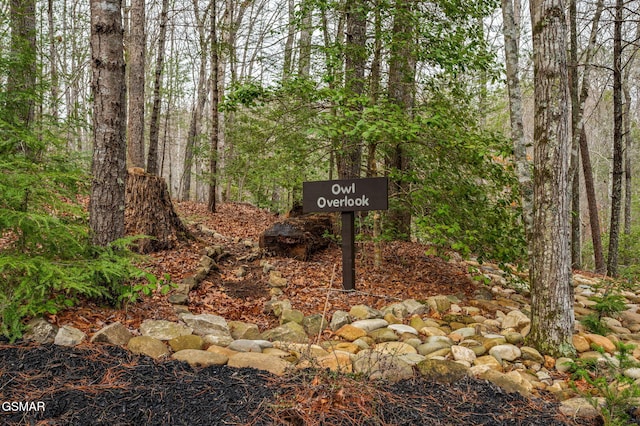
[1,202,601,425]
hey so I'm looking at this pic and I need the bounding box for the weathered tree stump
[259,214,335,260]
[125,168,192,253]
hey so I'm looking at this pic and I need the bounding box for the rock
[168,293,189,305]
[207,345,239,358]
[172,349,228,367]
[261,322,309,344]
[474,355,503,372]
[584,333,616,354]
[409,316,427,331]
[228,321,261,340]
[181,313,228,336]
[559,397,602,422]
[572,334,591,352]
[402,299,428,315]
[264,299,292,317]
[169,335,204,351]
[451,345,477,364]
[280,309,304,325]
[127,336,170,359]
[350,318,389,332]
[520,346,544,363]
[420,327,447,337]
[388,324,419,335]
[476,369,531,397]
[352,350,414,382]
[504,332,524,345]
[500,309,530,330]
[140,320,193,340]
[228,352,292,376]
[426,295,451,313]
[555,357,573,373]
[416,359,470,383]
[228,339,269,353]
[368,328,400,343]
[23,318,58,344]
[335,324,367,341]
[489,344,521,362]
[54,325,85,347]
[269,271,288,288]
[382,303,408,319]
[330,311,351,331]
[314,351,353,373]
[374,342,417,356]
[349,305,382,320]
[91,322,133,346]
[624,367,640,379]
[302,314,328,337]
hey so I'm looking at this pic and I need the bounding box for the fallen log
[259,214,335,260]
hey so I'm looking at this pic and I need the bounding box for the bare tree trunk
[386,0,414,240]
[89,0,127,246]
[607,0,624,277]
[527,0,575,358]
[208,0,219,213]
[127,0,146,168]
[147,0,169,175]
[568,0,580,270]
[298,0,312,76]
[580,129,605,274]
[47,0,59,120]
[574,0,605,274]
[501,0,532,240]
[282,0,296,79]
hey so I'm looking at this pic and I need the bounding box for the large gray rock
[350,319,388,332]
[402,299,428,316]
[330,311,351,331]
[127,336,170,359]
[228,321,261,340]
[140,320,193,340]
[91,322,133,346]
[181,313,228,336]
[23,318,58,344]
[261,322,309,344]
[302,314,328,337]
[54,325,85,347]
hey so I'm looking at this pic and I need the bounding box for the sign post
[303,177,388,290]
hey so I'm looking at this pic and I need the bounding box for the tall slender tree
[607,0,624,277]
[147,0,170,175]
[527,0,575,357]
[89,0,127,246]
[208,0,220,212]
[127,0,146,168]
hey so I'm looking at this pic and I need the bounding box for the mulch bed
[0,343,598,426]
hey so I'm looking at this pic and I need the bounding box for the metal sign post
[303,177,388,290]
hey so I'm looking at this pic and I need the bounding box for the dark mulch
[0,343,598,426]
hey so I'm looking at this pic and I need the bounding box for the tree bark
[126,0,146,169]
[527,0,575,358]
[147,0,169,175]
[89,0,127,246]
[568,0,580,270]
[208,0,220,213]
[607,0,623,277]
[386,0,414,240]
[501,0,533,240]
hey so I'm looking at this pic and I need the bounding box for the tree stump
[259,214,335,260]
[125,168,192,253]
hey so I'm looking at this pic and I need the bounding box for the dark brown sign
[302,177,388,213]
[302,177,388,291]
